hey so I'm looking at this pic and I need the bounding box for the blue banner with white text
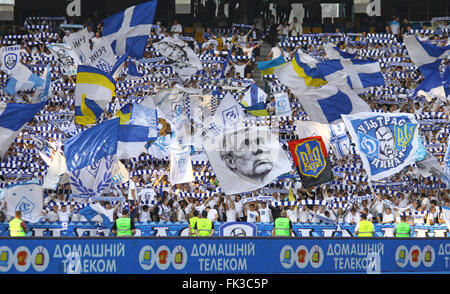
[0,238,449,274]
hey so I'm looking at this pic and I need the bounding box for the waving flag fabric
[324,43,357,60]
[294,121,331,151]
[115,103,158,159]
[414,69,446,101]
[241,84,269,116]
[317,58,384,92]
[0,101,47,157]
[1,45,20,74]
[329,122,351,160]
[102,0,157,59]
[47,43,80,76]
[342,112,421,180]
[78,202,111,224]
[444,138,450,186]
[87,37,117,73]
[288,136,334,188]
[74,65,116,125]
[64,118,120,197]
[404,35,450,78]
[274,51,327,91]
[297,79,371,125]
[5,181,43,223]
[5,63,45,95]
[32,64,52,103]
[169,144,194,184]
[274,92,291,117]
[257,55,286,76]
[65,28,91,64]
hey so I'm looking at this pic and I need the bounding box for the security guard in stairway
[9,211,28,237]
[354,213,374,237]
[394,214,411,237]
[189,210,200,236]
[112,209,136,236]
[195,210,214,237]
[272,210,293,237]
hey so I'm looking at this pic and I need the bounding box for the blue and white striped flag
[317,58,384,93]
[102,0,157,59]
[5,181,43,223]
[404,35,450,78]
[5,63,45,95]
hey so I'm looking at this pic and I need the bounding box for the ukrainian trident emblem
[296,138,326,178]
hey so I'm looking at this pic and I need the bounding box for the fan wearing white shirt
[382,207,395,224]
[345,207,360,224]
[287,205,298,223]
[57,205,73,222]
[245,203,260,223]
[259,202,272,223]
[298,205,310,223]
[170,20,183,35]
[206,206,219,222]
[46,206,59,222]
[234,195,245,221]
[225,196,237,222]
[139,205,151,222]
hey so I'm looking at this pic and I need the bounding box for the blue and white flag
[324,43,356,60]
[203,92,246,138]
[317,58,384,93]
[1,45,20,73]
[329,122,351,160]
[102,0,157,59]
[342,112,421,180]
[32,135,67,190]
[32,64,52,103]
[87,37,117,73]
[297,79,372,124]
[78,202,111,224]
[5,63,45,95]
[153,36,203,80]
[47,43,80,76]
[111,52,129,80]
[5,181,43,223]
[274,92,292,117]
[169,144,194,184]
[414,69,447,102]
[404,35,450,78]
[65,28,91,64]
[0,101,47,157]
[64,118,119,197]
[127,59,143,79]
[116,103,159,159]
[241,84,269,116]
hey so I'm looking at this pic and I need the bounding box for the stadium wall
[0,237,449,274]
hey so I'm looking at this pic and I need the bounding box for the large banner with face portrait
[342,112,421,181]
[153,36,202,80]
[203,126,292,195]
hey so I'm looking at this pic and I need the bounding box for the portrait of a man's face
[204,126,291,195]
[219,127,275,183]
[156,41,188,66]
[57,49,74,67]
[375,126,396,160]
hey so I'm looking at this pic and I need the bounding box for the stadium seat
[312,27,322,33]
[184,27,194,34]
[302,27,311,34]
[194,32,204,43]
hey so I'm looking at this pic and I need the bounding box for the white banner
[1,45,20,73]
[5,182,43,223]
[204,126,292,195]
[169,145,194,184]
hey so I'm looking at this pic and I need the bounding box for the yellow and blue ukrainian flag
[257,55,286,76]
[74,65,116,126]
[240,84,269,116]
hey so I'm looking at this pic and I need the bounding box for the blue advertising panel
[0,238,449,274]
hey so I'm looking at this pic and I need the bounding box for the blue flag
[342,112,421,180]
[102,0,158,59]
[64,118,120,171]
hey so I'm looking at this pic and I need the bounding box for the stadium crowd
[0,10,448,232]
